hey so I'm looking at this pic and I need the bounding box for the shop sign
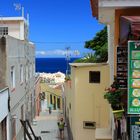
[130,116,140,139]
[128,41,140,114]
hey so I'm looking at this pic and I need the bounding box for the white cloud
[36,51,46,55]
[36,49,80,57]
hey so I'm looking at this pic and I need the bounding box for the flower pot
[112,107,124,119]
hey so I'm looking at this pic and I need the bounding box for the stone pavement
[31,110,69,140]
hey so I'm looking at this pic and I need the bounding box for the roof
[90,0,98,19]
[70,63,108,67]
[0,17,28,24]
[0,16,25,21]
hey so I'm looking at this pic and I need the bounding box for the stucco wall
[0,20,25,40]
[40,82,63,110]
[4,36,35,140]
[35,76,41,116]
[65,64,110,140]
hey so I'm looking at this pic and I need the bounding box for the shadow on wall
[0,37,6,89]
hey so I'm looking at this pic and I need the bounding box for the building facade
[90,0,140,139]
[40,81,63,111]
[90,0,140,83]
[0,17,35,140]
[64,63,111,140]
[35,74,42,116]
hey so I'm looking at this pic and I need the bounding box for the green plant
[84,26,108,62]
[104,77,126,109]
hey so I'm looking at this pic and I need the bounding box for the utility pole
[65,47,71,75]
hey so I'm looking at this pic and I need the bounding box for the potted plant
[104,77,126,110]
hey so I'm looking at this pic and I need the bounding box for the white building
[0,17,35,140]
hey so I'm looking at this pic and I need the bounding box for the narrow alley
[31,111,69,140]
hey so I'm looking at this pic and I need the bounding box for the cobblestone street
[31,111,69,140]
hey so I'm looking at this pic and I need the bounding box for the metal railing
[20,119,42,140]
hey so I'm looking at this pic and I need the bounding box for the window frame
[0,27,8,36]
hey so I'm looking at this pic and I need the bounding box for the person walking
[57,118,65,139]
[49,106,51,114]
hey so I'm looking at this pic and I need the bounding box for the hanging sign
[128,41,140,114]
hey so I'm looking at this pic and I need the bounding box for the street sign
[128,41,140,114]
[130,116,140,140]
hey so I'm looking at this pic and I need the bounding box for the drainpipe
[107,24,114,84]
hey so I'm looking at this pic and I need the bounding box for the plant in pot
[104,77,126,110]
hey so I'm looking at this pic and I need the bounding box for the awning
[120,16,140,44]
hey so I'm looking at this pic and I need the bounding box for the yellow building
[40,82,63,111]
[64,63,111,140]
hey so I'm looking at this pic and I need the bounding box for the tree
[84,26,108,62]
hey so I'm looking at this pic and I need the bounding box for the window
[0,27,8,36]
[25,65,28,82]
[50,94,52,104]
[89,71,100,83]
[33,63,35,76]
[30,64,32,79]
[20,65,23,83]
[57,98,60,109]
[11,66,15,89]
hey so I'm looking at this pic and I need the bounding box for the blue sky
[0,0,104,58]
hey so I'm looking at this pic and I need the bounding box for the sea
[35,57,79,74]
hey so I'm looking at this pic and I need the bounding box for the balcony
[0,87,9,122]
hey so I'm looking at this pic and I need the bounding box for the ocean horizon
[35,57,80,74]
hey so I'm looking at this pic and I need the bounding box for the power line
[31,41,85,44]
